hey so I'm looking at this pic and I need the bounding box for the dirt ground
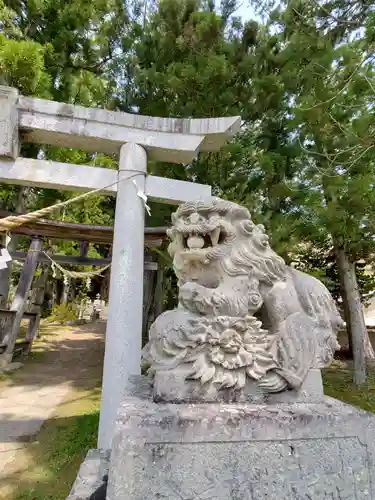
[0,322,105,499]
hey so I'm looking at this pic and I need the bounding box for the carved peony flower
[249,291,262,307]
[184,315,278,390]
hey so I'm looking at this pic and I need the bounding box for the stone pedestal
[68,449,109,500]
[69,376,375,499]
[103,385,374,499]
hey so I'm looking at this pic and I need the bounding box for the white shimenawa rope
[1,248,110,279]
[43,252,111,279]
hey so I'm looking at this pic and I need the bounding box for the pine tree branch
[328,113,375,148]
[364,75,375,95]
[299,57,368,111]
[343,145,374,173]
[308,0,370,26]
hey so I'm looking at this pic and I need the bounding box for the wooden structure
[0,210,166,245]
[0,236,43,368]
[0,309,40,356]
[0,211,167,369]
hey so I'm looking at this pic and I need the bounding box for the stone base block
[67,449,109,500]
[108,391,375,499]
[0,361,23,374]
[153,368,325,404]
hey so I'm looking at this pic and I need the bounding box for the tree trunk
[100,268,110,302]
[338,268,353,356]
[0,187,26,337]
[69,278,76,302]
[0,236,16,308]
[0,262,9,342]
[364,325,375,359]
[80,241,89,258]
[336,249,375,360]
[336,247,368,385]
[50,280,58,309]
[100,245,112,302]
[0,267,9,308]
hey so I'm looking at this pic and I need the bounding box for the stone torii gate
[0,86,240,448]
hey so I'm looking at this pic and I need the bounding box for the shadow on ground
[2,410,100,500]
[0,322,106,392]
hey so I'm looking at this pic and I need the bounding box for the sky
[234,2,259,21]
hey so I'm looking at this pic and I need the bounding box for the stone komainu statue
[142,198,342,402]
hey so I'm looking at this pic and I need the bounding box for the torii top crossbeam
[0,85,240,163]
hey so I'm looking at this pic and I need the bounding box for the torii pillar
[98,128,241,448]
[99,142,148,448]
[0,85,240,448]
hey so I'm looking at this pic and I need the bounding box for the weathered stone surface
[153,368,324,404]
[267,368,325,404]
[107,391,375,500]
[0,86,18,159]
[67,449,110,500]
[16,90,240,162]
[0,361,23,374]
[98,143,147,449]
[0,157,211,204]
[142,198,342,403]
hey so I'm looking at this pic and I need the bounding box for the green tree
[0,0,127,306]
[4,0,129,105]
[248,0,375,384]
[118,0,260,227]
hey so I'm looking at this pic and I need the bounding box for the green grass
[323,361,375,412]
[0,371,13,382]
[14,414,99,500]
[6,392,100,500]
